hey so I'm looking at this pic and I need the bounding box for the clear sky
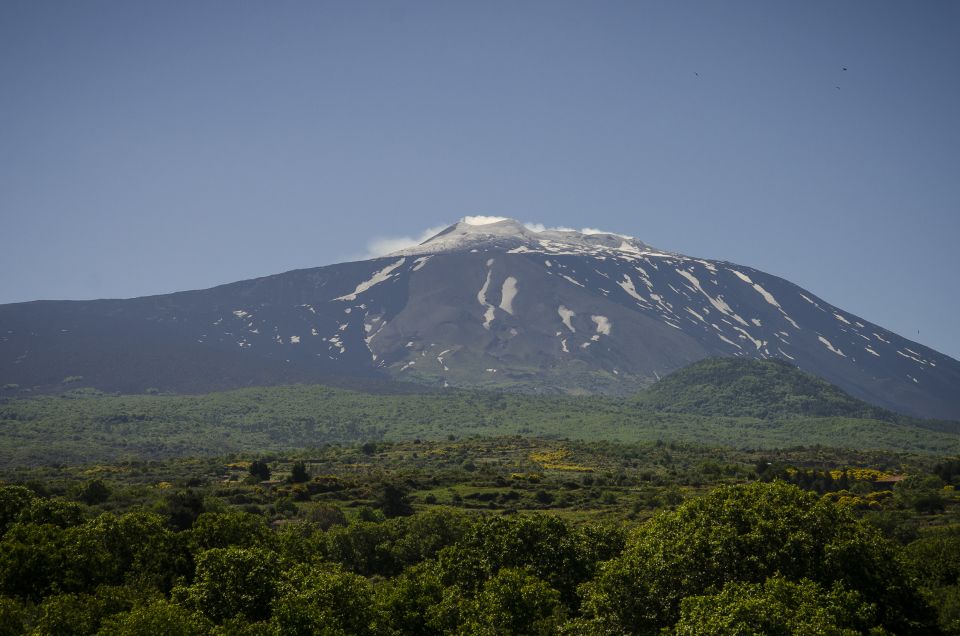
[2,1,958,359]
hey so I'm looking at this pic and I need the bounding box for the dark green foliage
[0,435,954,634]
[33,592,105,636]
[248,460,271,482]
[935,458,960,485]
[96,599,212,636]
[903,530,960,634]
[18,497,86,528]
[389,509,473,566]
[635,357,895,420]
[927,585,960,635]
[270,563,376,635]
[0,486,35,531]
[459,567,566,635]
[324,520,403,577]
[288,461,309,483]
[903,531,960,588]
[673,576,884,635]
[581,481,935,634]
[0,597,26,636]
[0,522,66,600]
[375,564,446,635]
[158,489,205,531]
[375,481,414,518]
[437,514,618,608]
[32,586,140,636]
[75,479,110,505]
[895,474,947,513]
[177,546,280,623]
[189,511,269,552]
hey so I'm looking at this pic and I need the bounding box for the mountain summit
[1,218,958,420]
[393,216,655,257]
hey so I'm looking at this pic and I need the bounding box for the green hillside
[1,357,958,466]
[635,357,891,420]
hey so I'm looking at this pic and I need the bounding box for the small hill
[635,358,894,421]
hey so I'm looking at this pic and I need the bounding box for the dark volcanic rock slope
[1,217,958,419]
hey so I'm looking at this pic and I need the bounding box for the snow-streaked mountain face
[1,217,958,420]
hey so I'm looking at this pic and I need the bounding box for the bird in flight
[842,66,848,71]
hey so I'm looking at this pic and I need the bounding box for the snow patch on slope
[499,277,518,315]
[558,306,576,332]
[617,274,648,305]
[592,315,611,336]
[477,270,496,330]
[335,258,406,301]
[818,335,846,357]
[677,269,749,327]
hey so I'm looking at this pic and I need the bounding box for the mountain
[1,217,958,420]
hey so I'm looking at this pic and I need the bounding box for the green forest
[2,360,958,468]
[2,359,960,634]
[1,437,960,634]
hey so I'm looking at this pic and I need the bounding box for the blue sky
[2,1,958,359]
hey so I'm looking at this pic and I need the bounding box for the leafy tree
[18,497,87,528]
[673,576,884,635]
[902,531,960,634]
[324,520,402,577]
[270,521,325,565]
[157,489,206,531]
[895,475,947,514]
[0,521,65,600]
[32,586,139,636]
[376,563,446,636]
[390,508,473,567]
[33,592,104,636]
[926,584,960,635]
[289,461,310,483]
[460,568,565,635]
[95,599,212,636]
[375,481,414,518]
[580,481,935,634]
[177,546,280,624]
[0,485,36,531]
[75,479,111,506]
[0,596,26,636]
[249,460,271,482]
[436,513,602,607]
[189,511,269,553]
[903,531,960,588]
[934,458,960,486]
[307,504,347,530]
[270,563,376,635]
[862,509,920,545]
[60,512,189,593]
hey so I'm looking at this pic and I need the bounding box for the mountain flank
[2,217,958,419]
